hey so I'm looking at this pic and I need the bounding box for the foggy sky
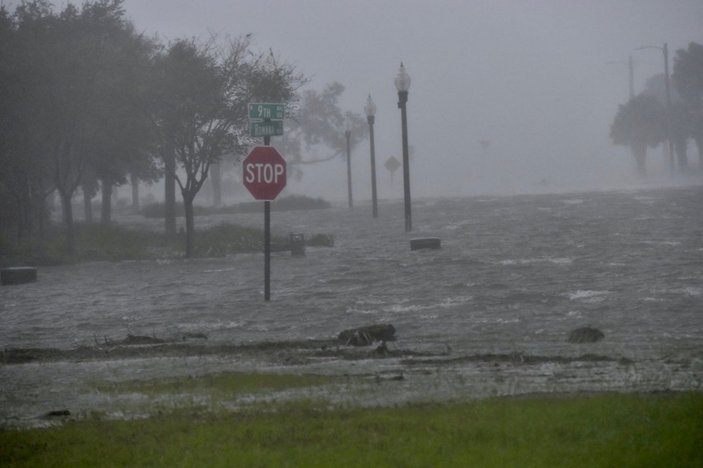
[16,0,703,201]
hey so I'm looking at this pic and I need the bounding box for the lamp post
[635,43,674,171]
[344,117,353,209]
[395,62,412,232]
[628,55,635,100]
[607,55,635,100]
[365,94,378,218]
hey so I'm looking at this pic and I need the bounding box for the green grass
[72,224,164,261]
[1,392,701,467]
[139,195,331,218]
[1,222,318,265]
[0,223,164,264]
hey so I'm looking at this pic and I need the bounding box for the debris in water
[338,324,396,346]
[43,409,70,418]
[182,332,208,341]
[121,334,165,345]
[567,327,605,343]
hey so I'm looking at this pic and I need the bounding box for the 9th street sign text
[248,103,284,121]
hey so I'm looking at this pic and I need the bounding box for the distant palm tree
[610,94,666,175]
[673,42,703,168]
[642,73,689,170]
[670,102,692,170]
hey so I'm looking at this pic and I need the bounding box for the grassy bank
[2,391,701,467]
[1,222,333,266]
[139,195,331,218]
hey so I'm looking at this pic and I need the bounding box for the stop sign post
[243,146,287,301]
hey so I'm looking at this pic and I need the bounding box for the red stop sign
[242,146,287,200]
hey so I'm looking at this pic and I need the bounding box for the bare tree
[280,82,367,181]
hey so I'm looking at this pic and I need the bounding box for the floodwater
[2,184,703,427]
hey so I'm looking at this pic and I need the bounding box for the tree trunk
[36,190,50,243]
[82,185,94,223]
[100,177,113,225]
[59,189,75,255]
[695,135,703,170]
[210,162,222,208]
[14,180,29,241]
[130,173,140,212]
[674,138,689,171]
[631,142,647,176]
[163,148,177,236]
[183,193,195,258]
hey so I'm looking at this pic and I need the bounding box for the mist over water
[2,0,703,431]
[112,0,703,203]
[2,184,702,425]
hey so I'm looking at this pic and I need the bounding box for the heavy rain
[1,0,702,464]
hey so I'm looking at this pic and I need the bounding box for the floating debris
[182,332,208,341]
[338,324,396,346]
[568,327,605,343]
[42,409,70,418]
[120,334,165,346]
[1,267,37,285]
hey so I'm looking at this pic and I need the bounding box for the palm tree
[610,94,666,175]
[642,73,690,170]
[673,42,703,169]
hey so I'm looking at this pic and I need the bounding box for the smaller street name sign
[248,103,285,121]
[250,120,284,138]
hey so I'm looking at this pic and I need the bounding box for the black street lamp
[365,94,378,218]
[344,117,353,209]
[395,62,412,232]
[635,43,674,171]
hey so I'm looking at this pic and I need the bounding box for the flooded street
[2,184,703,427]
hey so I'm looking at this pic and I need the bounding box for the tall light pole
[344,117,353,209]
[395,62,412,232]
[636,43,674,171]
[365,94,378,218]
[628,55,635,100]
[607,56,635,100]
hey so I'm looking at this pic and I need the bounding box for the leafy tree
[7,1,91,252]
[670,102,691,170]
[642,73,689,170]
[673,42,703,106]
[151,37,303,257]
[673,42,703,168]
[127,153,161,212]
[0,1,56,242]
[280,82,367,181]
[610,94,666,175]
[0,0,157,253]
[81,17,157,225]
[4,1,146,252]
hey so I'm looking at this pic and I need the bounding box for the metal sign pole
[246,102,285,301]
[264,200,271,301]
[263,135,271,301]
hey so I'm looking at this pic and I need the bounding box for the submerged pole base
[1,267,38,285]
[410,237,441,250]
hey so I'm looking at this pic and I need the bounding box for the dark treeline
[610,42,703,175]
[0,0,305,257]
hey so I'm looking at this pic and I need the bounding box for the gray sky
[34,1,703,200]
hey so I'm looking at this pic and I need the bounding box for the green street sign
[250,120,284,137]
[248,103,285,121]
